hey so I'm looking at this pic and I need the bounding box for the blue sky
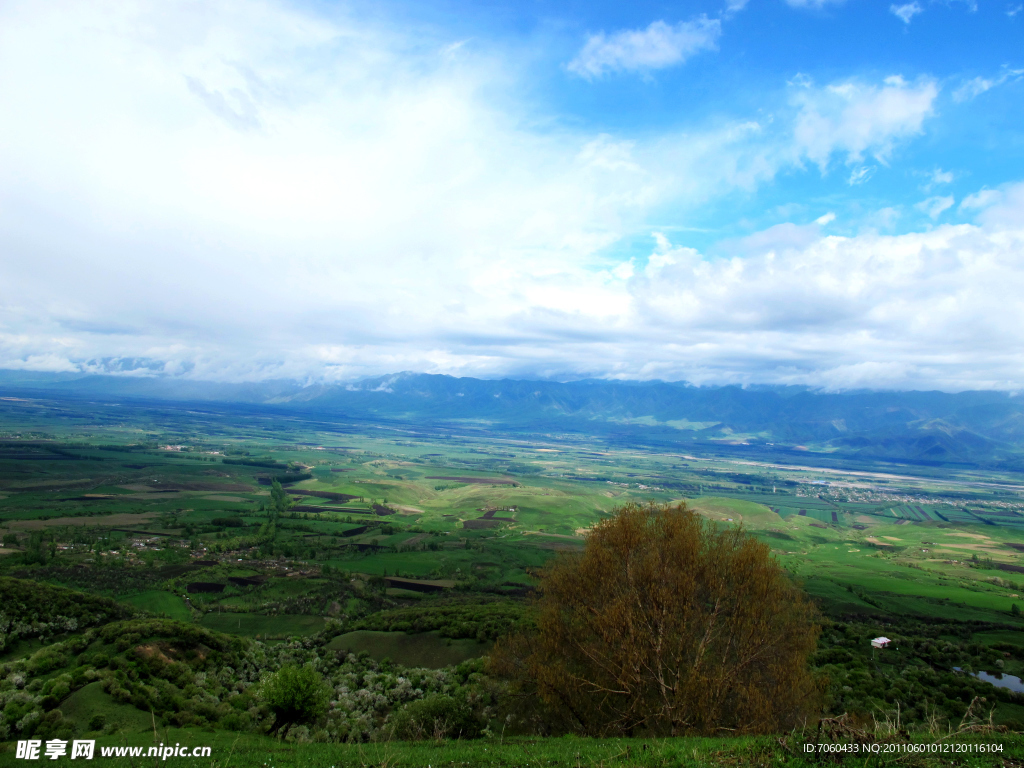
[0,0,1022,390]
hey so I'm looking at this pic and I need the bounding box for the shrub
[259,664,330,729]
[490,501,821,736]
[388,695,480,741]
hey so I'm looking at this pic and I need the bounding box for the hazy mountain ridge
[2,370,1023,465]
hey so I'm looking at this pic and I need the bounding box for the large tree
[489,501,820,736]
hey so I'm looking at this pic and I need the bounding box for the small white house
[871,637,892,649]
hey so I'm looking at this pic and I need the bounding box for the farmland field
[2,392,1024,755]
[121,590,191,621]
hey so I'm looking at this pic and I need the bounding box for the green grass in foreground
[2,731,1020,768]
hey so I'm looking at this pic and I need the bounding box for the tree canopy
[490,501,821,736]
[259,664,331,728]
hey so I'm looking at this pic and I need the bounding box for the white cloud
[785,0,846,8]
[848,166,875,185]
[953,68,1024,102]
[963,182,1024,228]
[921,168,954,192]
[1009,4,1023,17]
[0,0,656,381]
[960,188,1002,211]
[0,1,979,389]
[864,206,902,231]
[567,17,721,79]
[915,195,954,219]
[890,2,923,23]
[611,260,636,280]
[792,75,939,170]
[626,192,1024,389]
[955,76,996,101]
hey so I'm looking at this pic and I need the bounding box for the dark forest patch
[384,577,448,594]
[186,582,225,594]
[287,489,358,502]
[227,576,264,587]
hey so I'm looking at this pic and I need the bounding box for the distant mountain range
[3,369,1024,468]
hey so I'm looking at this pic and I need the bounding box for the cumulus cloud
[0,0,991,390]
[567,17,721,79]
[792,75,938,170]
[890,2,923,23]
[624,186,1024,389]
[964,182,1024,228]
[0,0,657,382]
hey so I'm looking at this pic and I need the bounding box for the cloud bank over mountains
[0,0,1022,392]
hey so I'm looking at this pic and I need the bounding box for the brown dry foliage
[489,501,821,736]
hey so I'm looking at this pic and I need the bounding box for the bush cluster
[0,578,135,651]
[351,600,528,641]
[0,616,495,744]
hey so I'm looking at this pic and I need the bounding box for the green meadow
[121,590,191,621]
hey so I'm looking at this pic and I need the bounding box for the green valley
[0,392,1023,762]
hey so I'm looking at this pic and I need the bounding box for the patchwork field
[2,393,1024,750]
